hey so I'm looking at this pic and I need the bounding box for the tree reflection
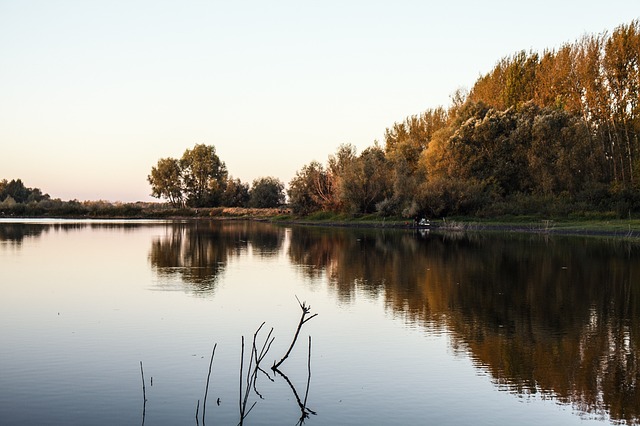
[0,222,92,247]
[288,227,640,424]
[0,223,48,245]
[148,221,284,292]
[0,221,158,247]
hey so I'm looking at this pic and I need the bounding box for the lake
[1,219,639,425]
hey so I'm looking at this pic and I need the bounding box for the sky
[1,1,638,202]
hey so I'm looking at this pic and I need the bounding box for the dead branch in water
[202,342,217,424]
[140,361,147,426]
[238,322,274,425]
[272,296,317,370]
[273,335,316,425]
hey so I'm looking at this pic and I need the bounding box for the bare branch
[273,297,317,370]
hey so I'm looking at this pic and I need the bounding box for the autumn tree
[285,19,640,217]
[326,144,358,211]
[287,161,331,215]
[147,157,184,207]
[603,21,640,186]
[384,107,448,216]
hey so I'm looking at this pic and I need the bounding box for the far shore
[3,206,640,239]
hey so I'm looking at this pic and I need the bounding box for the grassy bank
[271,211,640,239]
[2,201,640,239]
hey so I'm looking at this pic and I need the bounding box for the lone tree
[148,144,229,207]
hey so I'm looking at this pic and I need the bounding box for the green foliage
[306,210,337,221]
[287,161,331,215]
[249,176,285,208]
[147,158,183,207]
[180,144,228,207]
[148,144,238,208]
[0,179,49,204]
[222,177,250,207]
[339,144,392,214]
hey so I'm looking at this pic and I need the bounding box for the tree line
[0,179,49,205]
[148,144,285,209]
[5,20,638,219]
[287,19,640,218]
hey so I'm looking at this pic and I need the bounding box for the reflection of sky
[0,221,618,425]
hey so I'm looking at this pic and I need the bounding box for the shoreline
[3,211,639,239]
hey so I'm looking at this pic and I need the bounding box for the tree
[288,161,330,215]
[384,107,448,215]
[147,157,184,207]
[287,145,358,215]
[0,179,48,204]
[339,144,392,214]
[249,177,285,208]
[180,144,228,207]
[221,177,250,207]
[603,20,640,186]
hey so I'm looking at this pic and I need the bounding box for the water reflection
[0,220,160,247]
[148,221,284,292]
[0,223,48,245]
[287,227,640,424]
[5,219,639,423]
[147,217,640,426]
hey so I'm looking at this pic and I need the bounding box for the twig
[256,326,275,366]
[140,361,147,426]
[303,336,312,408]
[195,400,200,426]
[239,336,244,420]
[202,343,217,424]
[273,297,317,370]
[140,361,147,402]
[272,365,317,424]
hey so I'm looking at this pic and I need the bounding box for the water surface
[1,219,639,425]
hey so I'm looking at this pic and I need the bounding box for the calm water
[1,219,640,425]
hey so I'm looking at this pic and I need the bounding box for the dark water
[1,219,639,425]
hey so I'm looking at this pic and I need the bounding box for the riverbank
[2,203,640,239]
[270,216,640,239]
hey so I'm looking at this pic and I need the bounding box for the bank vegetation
[2,20,639,224]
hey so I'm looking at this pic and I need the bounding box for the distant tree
[148,144,229,207]
[0,179,48,204]
[325,143,358,211]
[180,144,228,207]
[339,144,392,214]
[147,157,184,207]
[2,179,29,203]
[221,177,250,207]
[288,161,329,215]
[249,177,285,208]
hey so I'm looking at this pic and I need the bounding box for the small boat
[417,218,430,228]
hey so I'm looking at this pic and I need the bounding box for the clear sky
[1,1,638,202]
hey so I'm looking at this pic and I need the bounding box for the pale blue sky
[1,1,638,202]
